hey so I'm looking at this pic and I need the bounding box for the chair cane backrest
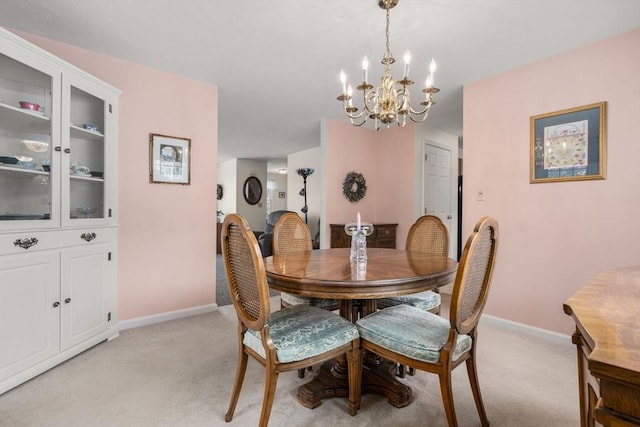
[406,215,449,256]
[450,216,499,336]
[273,213,313,255]
[221,214,271,331]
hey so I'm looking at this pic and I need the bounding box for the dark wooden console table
[330,223,397,248]
[563,266,640,427]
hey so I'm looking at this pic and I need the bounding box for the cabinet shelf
[0,164,48,176]
[70,174,103,183]
[70,124,104,141]
[0,102,50,135]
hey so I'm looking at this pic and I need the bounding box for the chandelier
[337,0,439,130]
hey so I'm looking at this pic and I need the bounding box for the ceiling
[1,1,638,172]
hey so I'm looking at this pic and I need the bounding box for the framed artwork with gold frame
[530,102,606,183]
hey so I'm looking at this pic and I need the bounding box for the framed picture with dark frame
[530,102,606,183]
[149,133,191,185]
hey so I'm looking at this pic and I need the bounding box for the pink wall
[323,119,416,248]
[324,120,379,229]
[373,125,416,249]
[14,28,638,334]
[464,29,640,334]
[16,31,219,321]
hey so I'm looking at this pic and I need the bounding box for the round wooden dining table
[264,247,458,409]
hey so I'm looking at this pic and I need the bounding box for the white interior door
[423,142,453,240]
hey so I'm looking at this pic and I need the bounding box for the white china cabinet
[0,27,120,394]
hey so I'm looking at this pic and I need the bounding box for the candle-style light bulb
[356,212,361,232]
[362,56,369,83]
[403,50,411,78]
[340,70,347,94]
[425,75,433,89]
[429,58,437,87]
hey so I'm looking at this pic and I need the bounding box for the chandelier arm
[342,103,368,121]
[350,117,368,127]
[362,88,378,114]
[407,105,433,123]
[408,111,432,124]
[409,104,430,117]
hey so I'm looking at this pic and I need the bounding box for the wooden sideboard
[563,266,640,427]
[330,223,398,249]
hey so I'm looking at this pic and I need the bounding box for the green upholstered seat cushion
[356,304,471,363]
[280,292,338,310]
[243,305,358,363]
[377,290,441,311]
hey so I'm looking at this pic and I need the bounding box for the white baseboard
[480,314,572,346]
[119,303,219,331]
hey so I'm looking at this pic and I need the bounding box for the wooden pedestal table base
[297,353,412,409]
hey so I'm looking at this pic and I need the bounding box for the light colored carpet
[0,295,579,426]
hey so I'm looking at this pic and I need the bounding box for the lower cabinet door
[0,251,60,382]
[60,243,109,351]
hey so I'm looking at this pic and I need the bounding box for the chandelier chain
[384,6,392,69]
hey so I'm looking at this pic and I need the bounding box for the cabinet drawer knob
[80,232,97,242]
[65,298,71,304]
[53,301,60,308]
[13,237,39,249]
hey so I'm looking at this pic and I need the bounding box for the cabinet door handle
[64,298,71,304]
[80,232,97,242]
[64,148,71,154]
[53,301,60,308]
[55,146,62,152]
[13,237,38,249]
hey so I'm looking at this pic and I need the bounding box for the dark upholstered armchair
[257,210,295,257]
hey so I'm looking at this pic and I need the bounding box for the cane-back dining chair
[273,213,340,378]
[356,216,499,427]
[221,214,361,426]
[377,214,449,314]
[376,214,449,376]
[273,213,339,312]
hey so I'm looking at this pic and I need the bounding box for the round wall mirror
[243,176,262,205]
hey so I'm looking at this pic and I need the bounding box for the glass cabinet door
[61,77,108,226]
[0,53,60,230]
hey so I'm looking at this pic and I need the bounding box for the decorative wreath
[342,171,367,203]
[217,184,223,200]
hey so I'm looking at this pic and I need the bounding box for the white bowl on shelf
[76,207,97,218]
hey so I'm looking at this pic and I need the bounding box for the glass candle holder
[344,222,374,237]
[351,258,367,280]
[351,234,367,261]
[345,222,374,261]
